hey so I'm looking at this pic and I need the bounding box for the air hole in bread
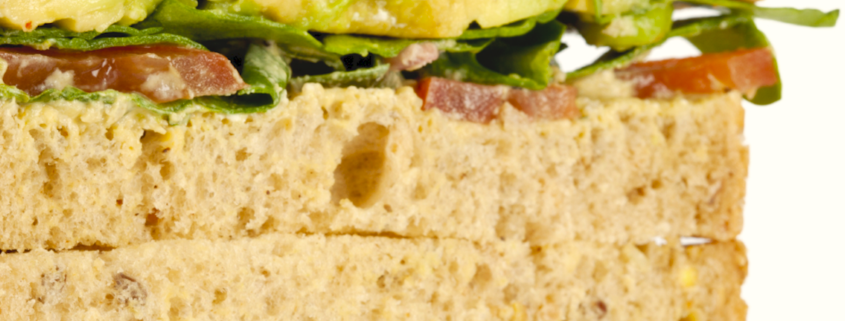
[213,289,227,305]
[235,148,250,161]
[57,126,69,138]
[626,186,647,205]
[331,122,391,208]
[470,264,493,290]
[105,126,115,140]
[159,161,174,180]
[40,158,60,198]
[237,207,256,233]
[168,297,184,319]
[660,119,676,141]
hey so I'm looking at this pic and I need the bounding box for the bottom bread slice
[0,234,746,321]
[535,240,748,321]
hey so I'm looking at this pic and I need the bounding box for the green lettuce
[319,8,561,59]
[593,0,604,21]
[0,25,203,51]
[567,15,781,105]
[288,64,397,93]
[196,42,291,113]
[567,14,751,79]
[678,16,780,104]
[680,0,839,27]
[322,36,491,58]
[136,0,340,66]
[422,20,566,90]
[458,8,562,40]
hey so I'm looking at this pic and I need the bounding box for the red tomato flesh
[615,48,778,99]
[0,46,246,103]
[507,84,579,120]
[416,77,579,123]
[416,77,508,124]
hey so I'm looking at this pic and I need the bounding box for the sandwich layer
[0,81,747,251]
[0,233,746,321]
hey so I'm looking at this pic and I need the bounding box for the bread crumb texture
[0,83,746,251]
[0,234,746,321]
[534,240,748,321]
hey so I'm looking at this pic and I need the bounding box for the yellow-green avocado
[0,0,567,38]
[565,0,650,16]
[0,0,163,32]
[0,0,650,38]
[238,0,568,38]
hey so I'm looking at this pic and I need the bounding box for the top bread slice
[0,75,747,251]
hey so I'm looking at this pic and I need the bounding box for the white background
[557,1,844,319]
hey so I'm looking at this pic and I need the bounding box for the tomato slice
[615,48,778,99]
[0,46,246,103]
[416,77,508,124]
[416,77,580,123]
[507,84,579,120]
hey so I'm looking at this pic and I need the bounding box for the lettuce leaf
[197,42,291,113]
[0,24,204,51]
[319,9,561,59]
[322,36,491,58]
[423,20,566,90]
[0,43,289,115]
[593,0,604,22]
[458,8,562,40]
[680,0,839,27]
[678,16,780,105]
[568,14,752,79]
[136,0,340,66]
[288,64,395,93]
[567,14,781,105]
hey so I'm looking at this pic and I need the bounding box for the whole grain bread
[0,81,747,251]
[0,233,746,321]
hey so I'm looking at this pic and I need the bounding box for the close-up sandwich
[0,0,838,320]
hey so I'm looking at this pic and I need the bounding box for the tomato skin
[0,46,246,103]
[507,85,579,120]
[615,48,778,99]
[416,77,508,124]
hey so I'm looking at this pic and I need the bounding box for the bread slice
[0,81,747,251]
[0,233,745,320]
[534,240,748,321]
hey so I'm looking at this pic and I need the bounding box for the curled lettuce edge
[288,64,392,94]
[422,20,567,91]
[566,14,782,105]
[0,24,205,51]
[136,0,342,68]
[322,36,492,58]
[680,0,839,27]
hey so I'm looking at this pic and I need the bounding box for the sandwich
[0,0,837,320]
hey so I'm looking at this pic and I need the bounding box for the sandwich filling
[0,0,837,123]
